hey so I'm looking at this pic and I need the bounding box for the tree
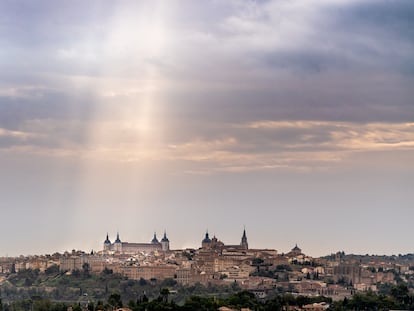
[142,294,149,303]
[72,269,81,278]
[182,296,217,311]
[71,303,82,311]
[33,298,52,311]
[390,283,409,307]
[160,288,170,303]
[95,300,105,311]
[107,293,123,309]
[102,267,113,275]
[161,278,177,287]
[45,265,60,275]
[342,296,348,307]
[86,301,95,311]
[82,263,91,278]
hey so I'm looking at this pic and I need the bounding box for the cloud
[0,0,413,171]
[1,117,412,175]
[0,0,414,256]
[0,127,36,148]
[161,120,414,173]
[220,0,414,74]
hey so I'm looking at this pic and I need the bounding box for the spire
[202,230,211,244]
[241,227,248,249]
[161,230,170,251]
[104,233,111,244]
[115,232,121,243]
[161,230,169,242]
[151,232,159,244]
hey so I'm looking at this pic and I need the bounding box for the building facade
[103,232,170,254]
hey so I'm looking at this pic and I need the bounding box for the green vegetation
[330,284,414,310]
[1,268,242,305]
[2,268,414,310]
[2,284,414,311]
[1,290,332,311]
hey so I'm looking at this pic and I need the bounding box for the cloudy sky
[0,0,413,257]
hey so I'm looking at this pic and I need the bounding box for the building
[201,229,249,251]
[103,232,170,254]
[201,231,212,249]
[287,244,303,257]
[160,231,170,251]
[121,264,177,280]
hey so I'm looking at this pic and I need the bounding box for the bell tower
[240,228,248,250]
[114,232,122,252]
[103,233,111,251]
[161,231,170,251]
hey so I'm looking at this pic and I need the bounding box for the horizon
[1,1,413,258]
[3,227,414,259]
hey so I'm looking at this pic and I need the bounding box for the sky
[0,0,413,257]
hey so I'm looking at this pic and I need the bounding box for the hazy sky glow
[0,0,413,257]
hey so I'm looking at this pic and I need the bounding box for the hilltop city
[1,229,413,306]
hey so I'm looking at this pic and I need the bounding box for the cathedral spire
[104,233,111,245]
[161,230,170,251]
[115,232,121,243]
[151,232,159,244]
[241,227,248,249]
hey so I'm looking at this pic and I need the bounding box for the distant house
[302,302,330,311]
[218,307,251,311]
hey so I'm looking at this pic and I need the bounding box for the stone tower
[161,231,170,251]
[103,233,111,251]
[114,232,122,252]
[151,232,160,244]
[240,228,248,250]
[202,231,212,249]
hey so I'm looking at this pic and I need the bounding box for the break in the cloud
[0,0,413,255]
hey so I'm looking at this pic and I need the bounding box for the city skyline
[2,227,413,258]
[0,0,413,257]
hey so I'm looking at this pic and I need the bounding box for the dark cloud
[0,0,413,151]
[260,50,351,73]
[335,0,414,42]
[322,0,414,73]
[0,0,115,47]
[0,87,98,150]
[159,73,414,127]
[248,1,414,76]
[0,89,96,128]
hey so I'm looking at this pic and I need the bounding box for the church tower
[161,231,170,251]
[151,232,159,244]
[114,232,122,252]
[202,231,212,249]
[103,233,111,251]
[240,228,248,250]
